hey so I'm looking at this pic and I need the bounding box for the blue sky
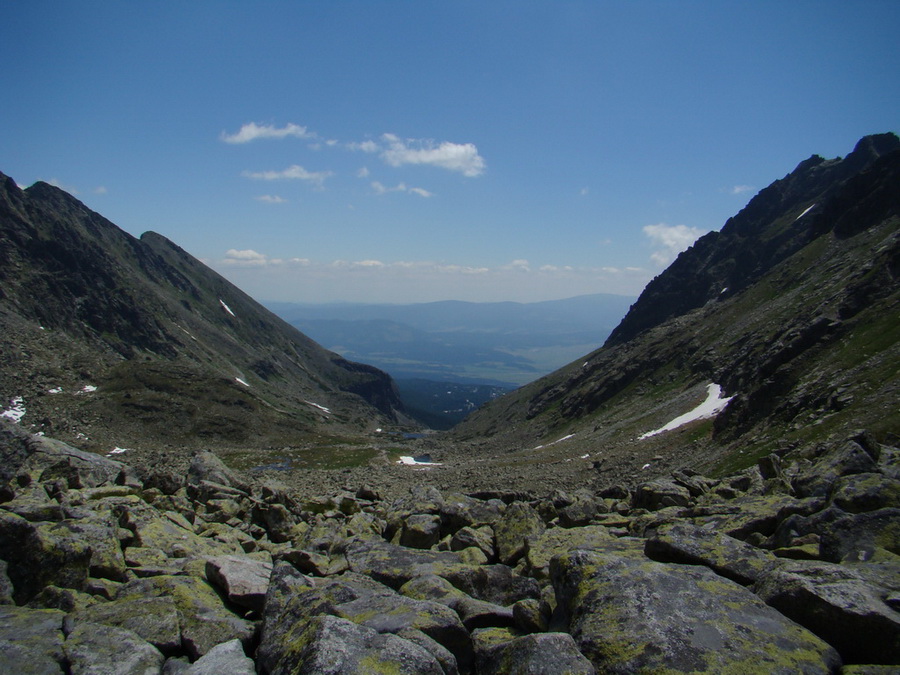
[2,1,898,303]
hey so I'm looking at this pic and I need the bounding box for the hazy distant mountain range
[266,295,636,387]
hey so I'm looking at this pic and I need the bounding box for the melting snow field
[397,455,442,467]
[235,377,250,387]
[639,383,734,440]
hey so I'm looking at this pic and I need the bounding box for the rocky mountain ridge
[0,174,407,456]
[452,133,899,486]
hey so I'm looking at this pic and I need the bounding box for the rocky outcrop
[1,420,898,672]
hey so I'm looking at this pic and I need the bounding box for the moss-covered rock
[552,550,841,674]
[493,502,545,566]
[269,614,445,675]
[754,560,900,665]
[644,521,780,585]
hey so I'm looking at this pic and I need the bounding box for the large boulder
[63,621,165,675]
[552,550,841,674]
[114,575,255,660]
[754,560,900,665]
[632,478,692,510]
[266,614,445,675]
[472,628,596,675]
[183,638,256,675]
[74,594,182,655]
[644,521,780,585]
[187,450,251,493]
[0,605,66,675]
[205,554,273,613]
[344,538,465,590]
[493,502,546,566]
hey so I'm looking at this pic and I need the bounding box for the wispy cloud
[728,184,754,195]
[371,181,434,198]
[213,251,648,302]
[643,223,707,266]
[379,133,486,177]
[255,194,287,204]
[242,165,333,188]
[221,122,315,144]
[222,249,309,267]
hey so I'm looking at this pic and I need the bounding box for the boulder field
[0,418,898,673]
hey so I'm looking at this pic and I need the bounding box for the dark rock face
[0,173,406,450]
[606,133,900,347]
[454,134,900,480]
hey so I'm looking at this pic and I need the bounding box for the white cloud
[94,185,108,195]
[348,140,380,153]
[357,166,370,178]
[371,181,433,198]
[729,184,754,195]
[242,165,333,188]
[221,122,314,144]
[643,223,707,266]
[579,187,590,196]
[255,194,287,204]
[223,249,269,266]
[379,133,485,177]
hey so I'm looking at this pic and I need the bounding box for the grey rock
[793,440,878,498]
[115,575,254,660]
[75,595,182,655]
[472,629,596,675]
[64,621,164,675]
[754,560,900,665]
[345,538,465,590]
[400,513,442,549]
[829,473,900,513]
[187,451,250,493]
[632,478,692,510]
[184,639,255,675]
[268,614,444,675]
[0,605,66,675]
[449,525,494,559]
[205,554,273,612]
[440,563,541,606]
[400,574,515,632]
[493,501,545,566]
[552,550,841,674]
[644,521,780,585]
[0,559,13,604]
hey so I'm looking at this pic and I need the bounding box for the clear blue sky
[2,1,898,303]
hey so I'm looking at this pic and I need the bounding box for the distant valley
[266,295,635,427]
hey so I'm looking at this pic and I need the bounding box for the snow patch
[305,401,331,414]
[219,299,236,317]
[1,397,26,423]
[235,377,250,387]
[48,387,63,394]
[107,447,129,456]
[79,385,97,394]
[532,433,576,451]
[397,455,442,467]
[794,203,817,222]
[639,383,734,440]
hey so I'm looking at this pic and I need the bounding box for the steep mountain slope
[452,134,900,484]
[0,174,406,454]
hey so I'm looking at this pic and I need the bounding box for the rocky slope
[1,417,897,672]
[0,174,408,458]
[452,133,900,485]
